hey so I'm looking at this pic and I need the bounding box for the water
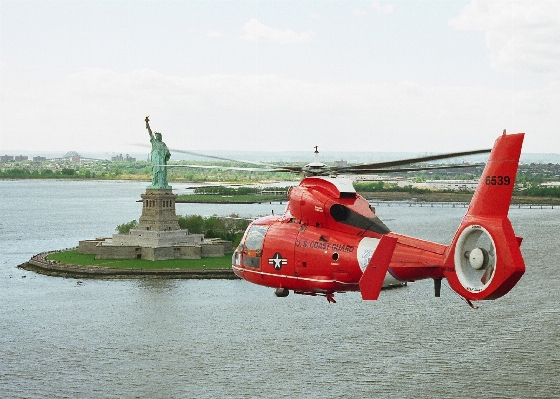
[1,180,558,398]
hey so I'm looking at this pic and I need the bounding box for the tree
[61,168,75,176]
[178,215,205,233]
[177,214,251,247]
[116,220,138,234]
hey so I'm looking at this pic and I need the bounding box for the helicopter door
[261,224,297,277]
[294,226,309,276]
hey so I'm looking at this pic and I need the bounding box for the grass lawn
[47,250,233,270]
[176,194,285,203]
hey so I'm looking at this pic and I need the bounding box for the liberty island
[20,118,232,276]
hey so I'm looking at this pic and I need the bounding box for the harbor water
[1,180,559,398]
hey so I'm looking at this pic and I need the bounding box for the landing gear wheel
[274,288,289,297]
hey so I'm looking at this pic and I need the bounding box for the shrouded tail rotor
[445,219,524,300]
[454,225,496,291]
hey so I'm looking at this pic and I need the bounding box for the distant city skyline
[3,148,559,165]
[1,1,559,154]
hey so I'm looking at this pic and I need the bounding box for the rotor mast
[303,146,329,176]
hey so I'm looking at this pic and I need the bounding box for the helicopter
[226,132,525,304]
[148,121,525,305]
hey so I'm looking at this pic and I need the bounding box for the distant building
[425,180,478,191]
[1,155,14,162]
[63,151,80,159]
[334,160,348,167]
[15,155,28,161]
[111,153,136,162]
[33,156,47,162]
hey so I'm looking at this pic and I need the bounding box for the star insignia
[268,252,287,270]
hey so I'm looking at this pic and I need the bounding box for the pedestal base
[137,189,180,231]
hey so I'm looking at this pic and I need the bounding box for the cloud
[207,30,225,38]
[240,18,314,44]
[371,1,394,15]
[449,0,560,75]
[353,1,393,17]
[2,68,559,153]
[352,9,368,17]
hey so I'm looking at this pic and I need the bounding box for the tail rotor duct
[454,225,496,292]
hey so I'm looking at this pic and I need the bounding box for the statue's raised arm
[145,115,153,138]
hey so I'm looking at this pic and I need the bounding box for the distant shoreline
[176,191,559,206]
[2,178,558,205]
[361,191,560,206]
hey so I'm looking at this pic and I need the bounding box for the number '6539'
[485,175,510,185]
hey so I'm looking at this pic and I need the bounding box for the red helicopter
[230,132,526,304]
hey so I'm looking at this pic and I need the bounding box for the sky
[1,0,559,156]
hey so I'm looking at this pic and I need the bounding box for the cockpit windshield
[237,224,269,268]
[243,224,268,251]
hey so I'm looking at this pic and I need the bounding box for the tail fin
[443,133,526,300]
[359,235,398,300]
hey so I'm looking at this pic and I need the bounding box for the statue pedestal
[112,188,204,248]
[137,189,180,231]
[79,188,231,261]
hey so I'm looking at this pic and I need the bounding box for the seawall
[19,251,239,280]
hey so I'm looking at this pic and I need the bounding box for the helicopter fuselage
[232,177,446,296]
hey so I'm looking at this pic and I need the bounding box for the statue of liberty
[145,116,171,190]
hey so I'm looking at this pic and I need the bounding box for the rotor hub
[466,247,489,270]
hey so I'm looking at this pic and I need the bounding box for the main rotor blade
[169,148,309,173]
[333,148,491,173]
[339,163,485,174]
[159,164,286,172]
[134,142,279,168]
[169,148,268,167]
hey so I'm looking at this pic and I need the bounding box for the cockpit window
[244,225,268,251]
[240,224,268,268]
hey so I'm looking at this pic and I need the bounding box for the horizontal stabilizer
[359,235,398,300]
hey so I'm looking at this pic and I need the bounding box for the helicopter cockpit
[233,224,268,268]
